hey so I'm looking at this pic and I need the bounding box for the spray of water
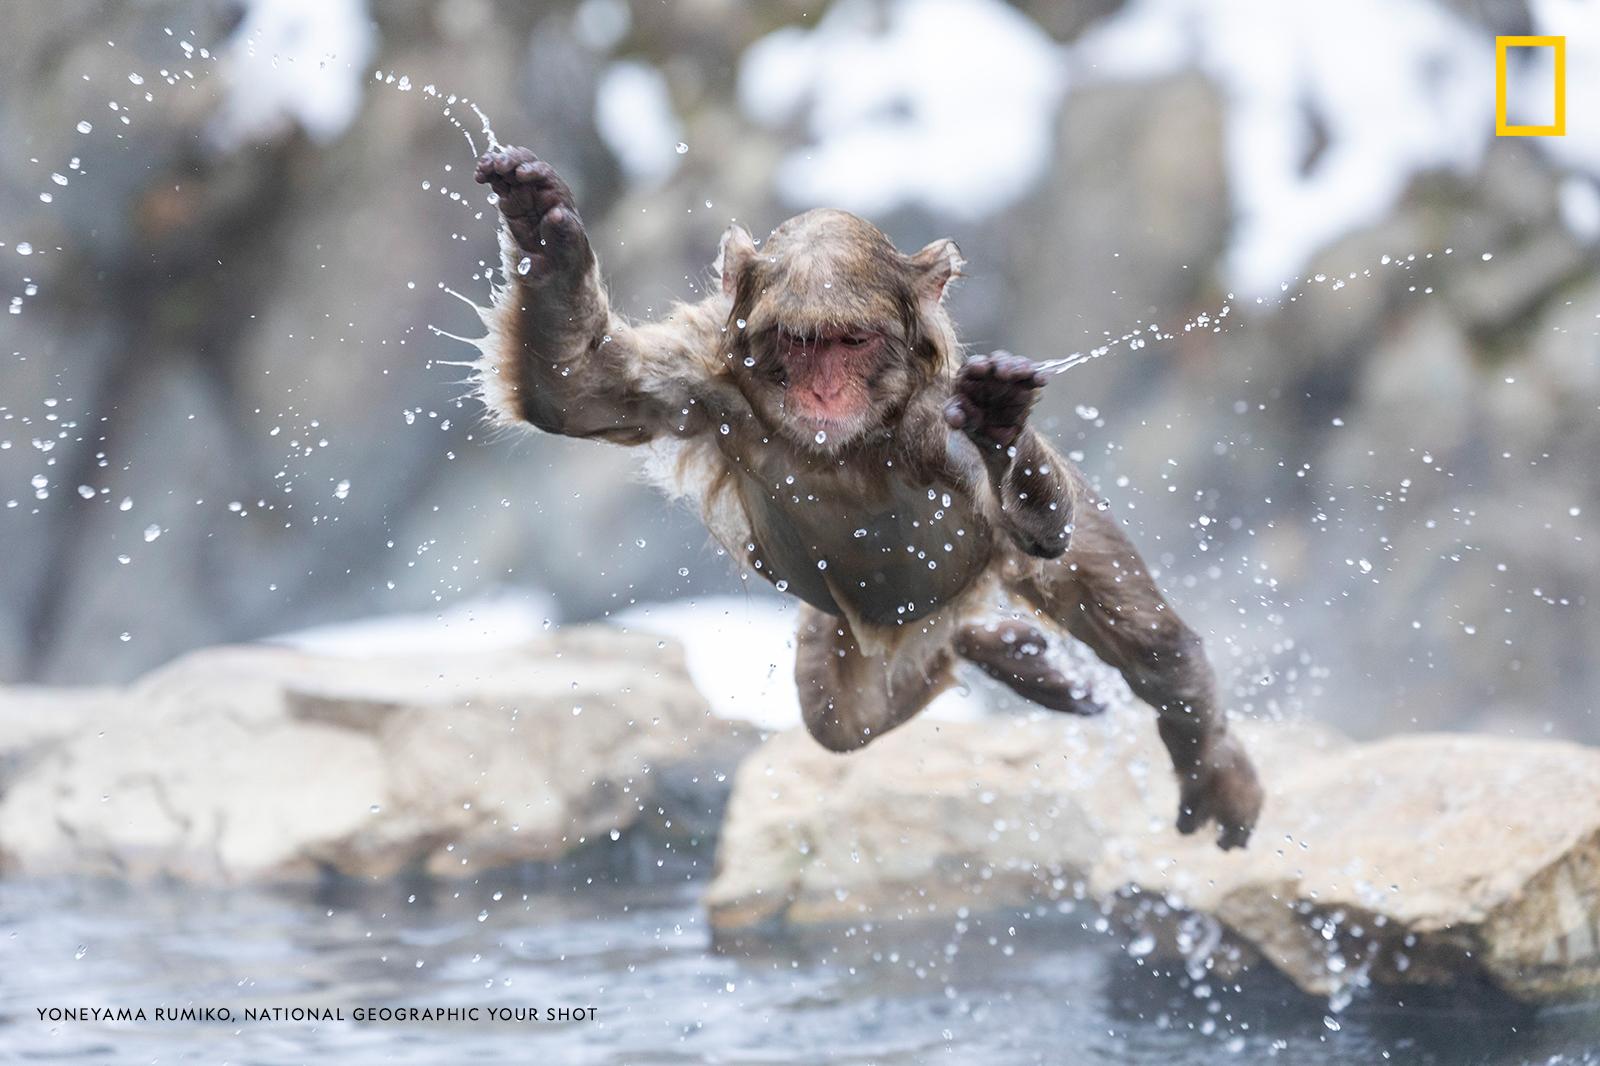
[1030,247,1463,382]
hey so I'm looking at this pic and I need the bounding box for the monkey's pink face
[775,326,887,437]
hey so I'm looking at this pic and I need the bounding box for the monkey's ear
[715,224,757,297]
[910,238,964,305]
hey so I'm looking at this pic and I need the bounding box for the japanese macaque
[472,147,1263,849]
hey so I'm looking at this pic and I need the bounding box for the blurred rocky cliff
[0,0,1594,740]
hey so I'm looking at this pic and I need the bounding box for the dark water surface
[1,876,1596,1064]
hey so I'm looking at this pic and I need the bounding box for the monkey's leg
[1011,509,1263,849]
[794,606,954,752]
[953,620,1105,716]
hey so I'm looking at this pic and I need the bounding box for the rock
[706,715,1343,928]
[0,686,118,791]
[0,630,753,884]
[706,716,1600,1004]
[1107,733,1600,1004]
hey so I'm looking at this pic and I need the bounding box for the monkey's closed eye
[840,333,872,348]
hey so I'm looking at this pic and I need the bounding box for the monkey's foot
[954,621,1105,716]
[473,146,589,267]
[1175,731,1263,850]
[944,351,1046,448]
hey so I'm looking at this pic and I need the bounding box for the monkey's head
[717,209,963,453]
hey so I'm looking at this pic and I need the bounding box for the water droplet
[15,243,32,256]
[76,120,93,134]
[516,256,532,275]
[814,430,827,444]
[74,945,88,960]
[675,142,688,154]
[142,524,162,542]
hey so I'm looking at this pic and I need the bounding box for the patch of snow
[611,595,989,730]
[269,591,555,657]
[738,0,1066,220]
[1531,0,1600,174]
[595,60,685,186]
[210,0,374,149]
[1073,0,1494,295]
[1559,177,1600,241]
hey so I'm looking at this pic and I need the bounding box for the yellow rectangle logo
[1496,35,1566,136]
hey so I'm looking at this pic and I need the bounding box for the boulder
[0,629,752,883]
[0,686,119,788]
[706,716,1600,1004]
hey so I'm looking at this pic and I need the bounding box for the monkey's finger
[538,206,590,265]
[991,355,1037,382]
[946,394,983,430]
[943,399,969,429]
[493,150,527,176]
[962,356,994,379]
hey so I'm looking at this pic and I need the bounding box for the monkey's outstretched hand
[944,352,1047,449]
[1168,728,1263,850]
[474,146,591,274]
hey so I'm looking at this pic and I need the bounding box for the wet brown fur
[471,147,1263,849]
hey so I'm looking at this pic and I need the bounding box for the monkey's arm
[474,147,732,445]
[942,353,1074,558]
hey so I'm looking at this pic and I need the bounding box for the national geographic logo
[1496,35,1566,137]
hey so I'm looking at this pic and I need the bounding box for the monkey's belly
[740,483,992,626]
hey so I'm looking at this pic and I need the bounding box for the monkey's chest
[735,472,992,626]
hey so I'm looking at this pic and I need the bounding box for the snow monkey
[472,146,1263,849]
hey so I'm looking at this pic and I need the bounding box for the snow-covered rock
[0,630,754,883]
[706,717,1600,1004]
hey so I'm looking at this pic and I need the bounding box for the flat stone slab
[0,630,749,884]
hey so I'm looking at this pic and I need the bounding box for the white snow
[1559,177,1600,241]
[210,0,374,148]
[595,60,686,186]
[738,0,1066,220]
[612,595,989,731]
[1073,0,1494,295]
[1530,0,1600,175]
[269,591,555,657]
[738,0,1599,290]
